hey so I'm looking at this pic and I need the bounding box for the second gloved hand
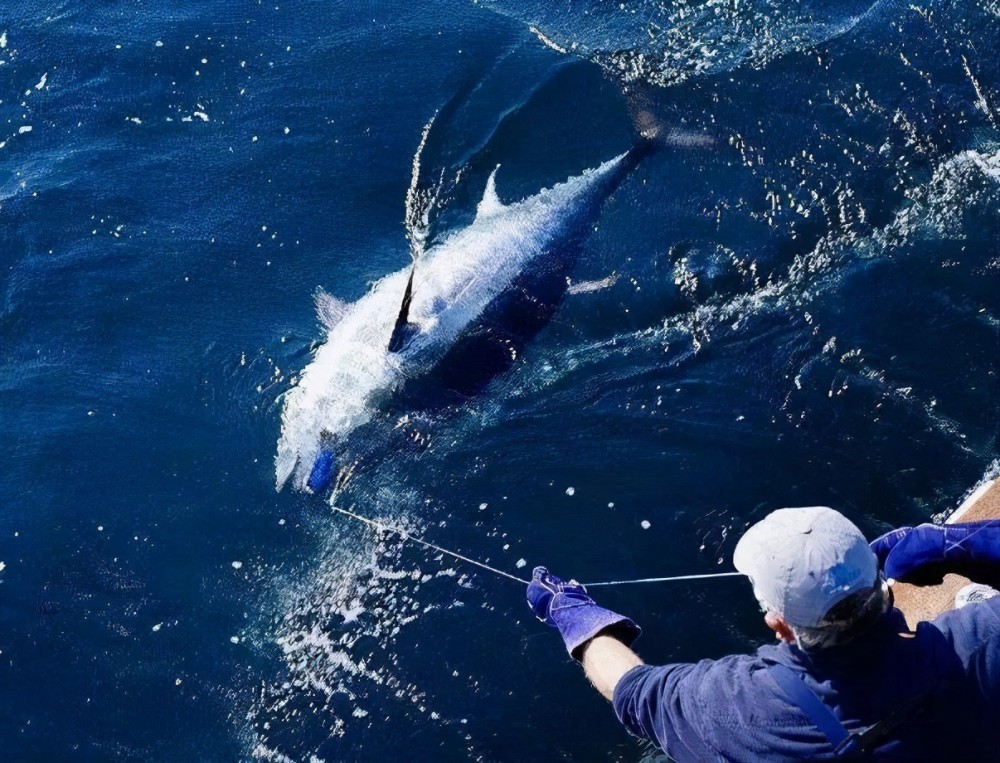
[528,567,640,661]
[871,521,1000,581]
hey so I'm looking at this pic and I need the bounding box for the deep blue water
[1,0,999,760]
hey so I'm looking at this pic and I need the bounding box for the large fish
[275,140,652,492]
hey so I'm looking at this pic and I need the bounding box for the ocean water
[1,0,998,760]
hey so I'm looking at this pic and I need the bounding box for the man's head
[734,506,888,650]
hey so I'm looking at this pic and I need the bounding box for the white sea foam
[880,147,1000,243]
[246,498,476,757]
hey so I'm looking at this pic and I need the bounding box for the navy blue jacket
[612,598,1000,761]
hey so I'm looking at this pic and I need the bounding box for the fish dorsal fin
[315,288,349,330]
[476,165,504,220]
[388,265,418,353]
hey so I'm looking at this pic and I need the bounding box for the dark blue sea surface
[1,0,999,760]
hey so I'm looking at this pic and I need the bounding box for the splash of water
[404,112,442,262]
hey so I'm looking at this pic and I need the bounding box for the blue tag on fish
[307,450,336,494]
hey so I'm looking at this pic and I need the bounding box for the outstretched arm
[581,634,645,700]
[526,567,723,754]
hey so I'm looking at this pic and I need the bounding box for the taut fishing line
[583,572,745,586]
[331,505,744,588]
[332,505,530,585]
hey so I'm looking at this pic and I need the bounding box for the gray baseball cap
[733,506,878,628]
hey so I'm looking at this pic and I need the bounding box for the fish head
[275,388,366,491]
[275,340,385,491]
[274,402,324,491]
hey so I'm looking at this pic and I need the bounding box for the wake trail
[490,0,883,88]
[501,145,1000,446]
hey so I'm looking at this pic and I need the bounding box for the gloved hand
[870,521,1000,581]
[527,567,640,661]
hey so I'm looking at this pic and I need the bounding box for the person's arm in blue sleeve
[610,657,698,746]
[926,596,1000,716]
[870,521,1000,581]
[525,567,800,760]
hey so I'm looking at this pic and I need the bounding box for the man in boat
[528,506,1000,760]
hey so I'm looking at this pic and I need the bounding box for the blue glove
[870,522,1000,581]
[527,567,640,660]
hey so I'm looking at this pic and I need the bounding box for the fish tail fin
[624,79,665,143]
[613,80,666,174]
[624,79,717,155]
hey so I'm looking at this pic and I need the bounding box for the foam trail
[405,112,439,262]
[499,145,1000,452]
[246,491,490,760]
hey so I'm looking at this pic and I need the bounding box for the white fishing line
[331,505,745,588]
[332,505,530,585]
[583,572,746,586]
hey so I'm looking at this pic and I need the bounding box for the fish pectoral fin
[388,265,419,353]
[315,288,350,330]
[387,321,420,353]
